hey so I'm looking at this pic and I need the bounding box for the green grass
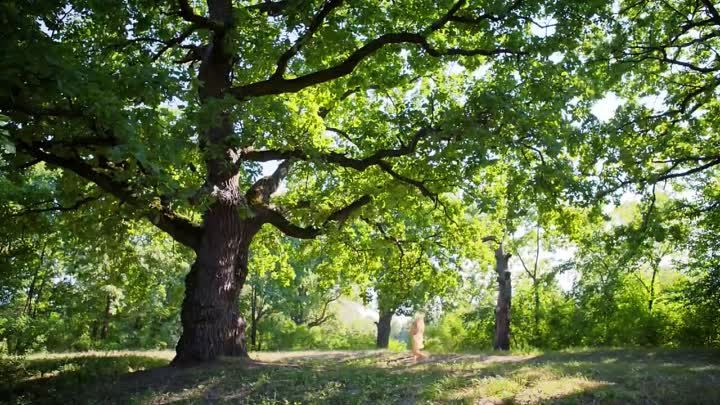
[2,348,719,404]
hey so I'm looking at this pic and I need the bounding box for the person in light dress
[409,312,428,361]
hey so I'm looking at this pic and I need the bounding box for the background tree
[595,0,720,346]
[292,197,471,349]
[359,201,468,348]
[241,232,348,350]
[0,166,190,354]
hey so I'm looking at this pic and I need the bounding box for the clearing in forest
[1,348,719,405]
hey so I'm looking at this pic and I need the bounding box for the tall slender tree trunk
[24,244,46,317]
[250,283,258,350]
[494,243,512,351]
[376,310,394,349]
[91,322,99,340]
[31,272,48,319]
[24,270,38,317]
[648,263,658,312]
[100,294,111,340]
[533,282,540,339]
[532,222,541,338]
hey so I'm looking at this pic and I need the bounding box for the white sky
[591,92,624,122]
[260,160,280,176]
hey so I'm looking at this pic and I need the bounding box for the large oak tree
[1,0,610,364]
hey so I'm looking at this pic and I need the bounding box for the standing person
[409,312,428,361]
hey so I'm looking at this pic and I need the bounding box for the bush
[0,355,26,389]
[388,339,406,353]
[425,313,470,353]
[72,332,92,352]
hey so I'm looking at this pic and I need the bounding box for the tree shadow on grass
[1,353,170,405]
[3,349,719,405]
[424,348,720,405]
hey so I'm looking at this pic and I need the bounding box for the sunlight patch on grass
[23,350,175,361]
[511,365,561,385]
[444,375,610,405]
[443,376,521,403]
[689,364,720,372]
[514,377,609,403]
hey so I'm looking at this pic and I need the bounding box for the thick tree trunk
[376,310,393,349]
[494,243,512,351]
[171,0,251,366]
[172,209,260,365]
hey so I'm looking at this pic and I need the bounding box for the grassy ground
[1,348,719,405]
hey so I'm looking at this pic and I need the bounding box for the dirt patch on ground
[382,352,535,367]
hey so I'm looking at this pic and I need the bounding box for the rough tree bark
[482,236,512,350]
[493,242,512,351]
[173,216,259,364]
[376,310,394,349]
[171,0,254,365]
[172,165,368,364]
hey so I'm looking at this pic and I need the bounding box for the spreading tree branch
[255,194,371,239]
[515,251,535,280]
[237,128,438,202]
[237,127,430,167]
[376,160,437,201]
[482,235,498,243]
[231,32,521,99]
[245,159,293,206]
[152,25,200,61]
[655,156,720,181]
[176,0,225,31]
[3,99,207,249]
[701,0,720,26]
[362,216,406,258]
[306,291,341,328]
[247,1,290,16]
[9,196,101,217]
[273,0,344,78]
[230,1,523,100]
[17,141,202,250]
